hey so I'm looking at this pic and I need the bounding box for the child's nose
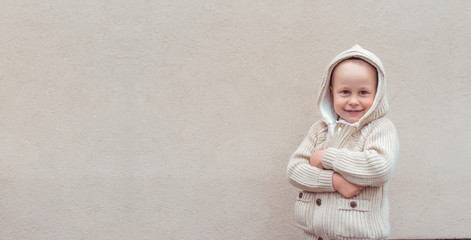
[349,97,359,105]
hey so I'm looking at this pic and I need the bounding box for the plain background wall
[1,1,470,239]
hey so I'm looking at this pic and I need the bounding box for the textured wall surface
[1,1,470,239]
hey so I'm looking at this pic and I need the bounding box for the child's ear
[330,86,333,99]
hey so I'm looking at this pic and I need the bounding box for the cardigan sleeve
[286,121,336,192]
[321,119,399,187]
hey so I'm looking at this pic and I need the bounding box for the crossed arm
[287,119,398,198]
[286,122,363,198]
[310,150,363,198]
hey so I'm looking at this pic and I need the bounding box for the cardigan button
[350,201,357,208]
[316,199,321,206]
[299,192,303,198]
[318,237,323,240]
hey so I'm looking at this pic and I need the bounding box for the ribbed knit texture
[287,45,399,240]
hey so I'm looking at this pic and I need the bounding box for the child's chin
[342,112,365,123]
[344,117,360,123]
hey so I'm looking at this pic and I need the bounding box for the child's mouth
[345,110,363,115]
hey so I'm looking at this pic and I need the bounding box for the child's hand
[332,173,363,198]
[309,150,326,169]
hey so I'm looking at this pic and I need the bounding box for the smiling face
[330,59,377,123]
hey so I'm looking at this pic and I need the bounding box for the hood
[317,44,389,135]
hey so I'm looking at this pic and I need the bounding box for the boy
[287,45,399,240]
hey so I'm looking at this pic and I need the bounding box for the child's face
[330,61,377,123]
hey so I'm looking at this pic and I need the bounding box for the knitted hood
[317,44,389,135]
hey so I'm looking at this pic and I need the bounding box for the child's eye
[360,91,369,95]
[340,90,350,95]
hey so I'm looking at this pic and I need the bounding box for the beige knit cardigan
[287,45,399,240]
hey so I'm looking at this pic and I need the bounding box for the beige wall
[1,1,470,239]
